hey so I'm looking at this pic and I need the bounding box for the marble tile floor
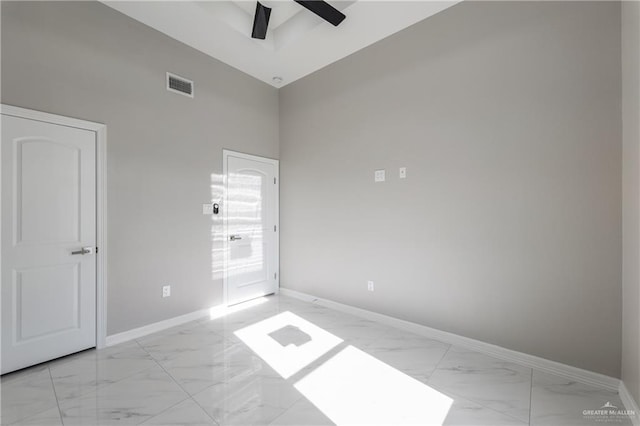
[0,294,634,426]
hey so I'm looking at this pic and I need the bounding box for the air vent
[166,72,194,98]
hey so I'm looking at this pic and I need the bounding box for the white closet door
[1,114,97,374]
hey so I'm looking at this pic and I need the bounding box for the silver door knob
[71,247,94,255]
[229,235,242,241]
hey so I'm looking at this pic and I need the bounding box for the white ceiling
[103,1,460,87]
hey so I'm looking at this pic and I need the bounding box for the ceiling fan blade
[294,0,346,26]
[251,2,272,40]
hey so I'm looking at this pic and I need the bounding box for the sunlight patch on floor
[295,345,453,425]
[234,311,343,379]
[235,310,453,425]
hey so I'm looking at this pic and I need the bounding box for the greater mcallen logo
[583,401,636,423]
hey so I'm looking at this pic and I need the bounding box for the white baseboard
[620,381,640,426]
[105,308,211,346]
[280,288,621,391]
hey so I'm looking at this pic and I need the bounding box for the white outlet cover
[399,167,407,179]
[367,281,375,291]
[162,285,171,298]
[374,170,386,182]
[202,204,214,215]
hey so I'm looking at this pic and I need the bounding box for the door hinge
[274,272,277,280]
[274,177,276,184]
[96,247,99,254]
[274,225,277,232]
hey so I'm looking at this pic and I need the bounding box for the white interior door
[1,114,97,374]
[225,151,278,306]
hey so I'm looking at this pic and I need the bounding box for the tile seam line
[49,366,65,426]
[133,339,221,426]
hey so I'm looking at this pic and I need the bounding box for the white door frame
[222,149,279,307]
[0,104,108,349]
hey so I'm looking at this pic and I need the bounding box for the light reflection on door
[228,172,265,278]
[224,152,278,306]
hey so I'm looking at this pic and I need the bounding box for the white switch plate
[367,281,375,291]
[399,167,407,179]
[374,170,385,182]
[162,285,171,298]
[202,204,213,215]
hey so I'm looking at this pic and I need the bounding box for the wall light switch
[399,167,407,179]
[202,203,214,215]
[374,170,386,182]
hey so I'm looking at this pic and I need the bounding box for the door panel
[226,153,278,306]
[16,139,80,245]
[2,114,97,374]
[15,264,80,342]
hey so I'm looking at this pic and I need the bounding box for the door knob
[71,247,94,255]
[229,235,242,241]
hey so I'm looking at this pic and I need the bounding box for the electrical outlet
[367,281,374,292]
[162,285,171,298]
[399,167,407,179]
[374,170,385,182]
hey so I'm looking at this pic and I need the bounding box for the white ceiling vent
[166,72,194,98]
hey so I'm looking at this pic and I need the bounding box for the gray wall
[622,0,640,404]
[1,1,279,335]
[280,1,622,377]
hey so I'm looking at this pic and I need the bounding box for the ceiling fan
[251,0,346,40]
